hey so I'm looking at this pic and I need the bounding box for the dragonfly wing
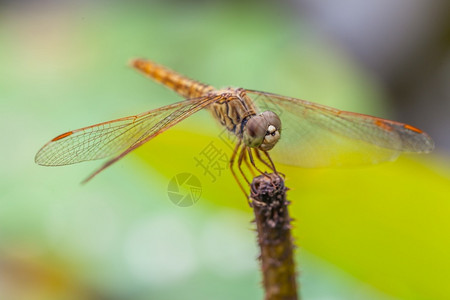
[245,90,434,168]
[35,96,218,167]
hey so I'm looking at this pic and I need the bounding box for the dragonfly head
[243,111,281,151]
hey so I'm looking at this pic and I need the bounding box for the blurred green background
[1,1,449,299]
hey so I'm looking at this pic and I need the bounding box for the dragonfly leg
[230,140,250,199]
[247,147,270,177]
[237,145,256,206]
[257,150,285,178]
[238,146,252,186]
[253,149,275,172]
[243,151,257,178]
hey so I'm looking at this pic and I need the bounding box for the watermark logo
[167,173,202,207]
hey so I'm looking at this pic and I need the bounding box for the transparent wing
[246,90,434,168]
[35,96,218,167]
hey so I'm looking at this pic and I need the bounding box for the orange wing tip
[51,131,73,141]
[403,124,423,134]
[374,120,393,131]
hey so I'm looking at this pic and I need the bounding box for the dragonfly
[35,58,434,197]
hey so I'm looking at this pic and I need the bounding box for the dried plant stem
[251,173,298,300]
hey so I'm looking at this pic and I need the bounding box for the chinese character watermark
[194,141,228,182]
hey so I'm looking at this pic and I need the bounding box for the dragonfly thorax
[243,111,281,151]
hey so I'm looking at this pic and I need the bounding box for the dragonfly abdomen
[132,58,214,99]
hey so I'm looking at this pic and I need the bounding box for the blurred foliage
[0,1,449,300]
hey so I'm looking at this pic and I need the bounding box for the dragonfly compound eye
[259,111,281,151]
[243,115,267,148]
[243,111,281,150]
